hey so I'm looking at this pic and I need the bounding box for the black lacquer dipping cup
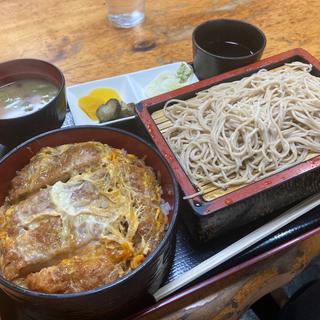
[192,19,266,79]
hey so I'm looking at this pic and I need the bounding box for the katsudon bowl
[0,59,67,148]
[0,126,179,320]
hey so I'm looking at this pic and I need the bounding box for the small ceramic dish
[67,61,199,126]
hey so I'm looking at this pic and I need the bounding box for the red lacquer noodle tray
[136,48,320,242]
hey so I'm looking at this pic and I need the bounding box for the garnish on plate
[144,63,193,98]
[78,88,135,123]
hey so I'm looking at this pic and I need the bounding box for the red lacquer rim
[137,48,320,215]
[131,225,320,319]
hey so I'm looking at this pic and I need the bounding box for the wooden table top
[1,0,320,86]
[2,0,320,319]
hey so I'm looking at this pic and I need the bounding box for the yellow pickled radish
[78,88,122,121]
[90,88,121,102]
[78,96,105,120]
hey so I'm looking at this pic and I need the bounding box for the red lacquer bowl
[0,126,179,320]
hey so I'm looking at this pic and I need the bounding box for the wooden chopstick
[153,192,320,301]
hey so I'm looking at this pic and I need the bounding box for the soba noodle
[163,62,320,195]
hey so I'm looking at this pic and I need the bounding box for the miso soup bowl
[0,59,67,148]
[0,126,179,320]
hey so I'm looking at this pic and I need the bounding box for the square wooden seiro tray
[136,48,320,242]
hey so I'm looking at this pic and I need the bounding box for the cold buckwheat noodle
[163,62,320,196]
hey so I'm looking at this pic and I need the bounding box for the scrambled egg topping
[0,142,168,293]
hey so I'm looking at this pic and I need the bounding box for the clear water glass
[107,0,145,28]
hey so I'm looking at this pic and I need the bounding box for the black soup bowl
[193,19,266,79]
[0,126,179,320]
[0,59,66,148]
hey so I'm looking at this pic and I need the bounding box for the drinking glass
[107,0,145,28]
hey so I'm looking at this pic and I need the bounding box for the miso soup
[0,78,58,119]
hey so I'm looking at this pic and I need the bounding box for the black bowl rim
[192,18,267,60]
[0,58,65,122]
[0,125,180,300]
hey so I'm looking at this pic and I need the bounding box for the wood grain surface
[135,232,320,320]
[1,0,320,85]
[2,0,320,319]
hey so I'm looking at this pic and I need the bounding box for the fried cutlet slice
[0,178,111,281]
[8,142,111,203]
[24,241,132,293]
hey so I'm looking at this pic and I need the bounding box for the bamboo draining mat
[151,104,317,203]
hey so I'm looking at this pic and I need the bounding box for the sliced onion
[160,201,171,215]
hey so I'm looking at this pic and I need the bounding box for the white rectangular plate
[67,61,199,126]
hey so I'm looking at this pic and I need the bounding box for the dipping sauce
[0,78,58,119]
[202,41,253,57]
